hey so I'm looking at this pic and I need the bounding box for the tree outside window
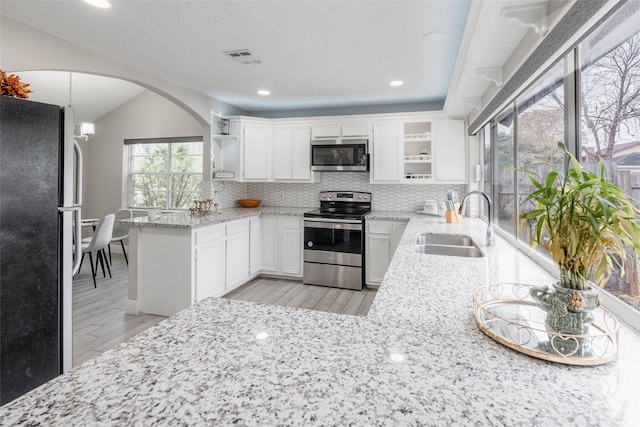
[128,138,203,210]
[580,3,640,311]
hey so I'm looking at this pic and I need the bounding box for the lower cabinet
[365,220,408,287]
[224,221,251,290]
[194,231,226,302]
[261,215,303,277]
[193,218,253,303]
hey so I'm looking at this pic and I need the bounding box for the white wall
[83,90,207,219]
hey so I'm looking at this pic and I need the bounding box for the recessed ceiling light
[255,332,269,340]
[422,31,448,43]
[83,0,111,8]
[389,80,404,87]
[257,90,271,96]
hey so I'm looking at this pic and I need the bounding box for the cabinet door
[226,229,250,289]
[390,221,408,258]
[243,125,270,180]
[281,227,302,276]
[372,122,401,182]
[433,119,466,182]
[195,239,226,301]
[260,216,279,273]
[311,124,340,139]
[273,127,311,181]
[249,217,261,276]
[291,127,311,180]
[342,123,369,137]
[366,234,390,285]
[273,127,293,180]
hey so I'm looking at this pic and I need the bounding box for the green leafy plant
[519,142,640,290]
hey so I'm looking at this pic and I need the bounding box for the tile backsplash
[219,172,469,212]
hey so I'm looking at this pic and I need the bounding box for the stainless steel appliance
[303,191,371,290]
[310,139,369,171]
[1,97,82,405]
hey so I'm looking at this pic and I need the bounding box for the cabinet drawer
[368,222,391,234]
[226,220,249,236]
[281,217,301,229]
[194,226,224,245]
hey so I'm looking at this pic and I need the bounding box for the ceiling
[0,0,549,120]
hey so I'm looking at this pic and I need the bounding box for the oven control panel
[319,191,371,202]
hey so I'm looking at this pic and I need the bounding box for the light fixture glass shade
[80,122,95,137]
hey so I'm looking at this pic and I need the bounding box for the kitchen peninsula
[122,207,309,316]
[1,214,639,425]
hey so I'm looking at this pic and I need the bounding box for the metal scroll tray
[473,283,618,366]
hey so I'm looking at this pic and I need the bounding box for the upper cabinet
[273,126,315,181]
[217,114,465,184]
[402,121,433,182]
[371,121,402,183]
[433,119,466,183]
[243,124,271,181]
[312,123,370,139]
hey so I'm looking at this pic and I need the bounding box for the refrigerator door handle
[60,206,84,276]
[73,139,83,206]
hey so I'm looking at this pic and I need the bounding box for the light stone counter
[2,214,640,426]
[122,207,311,229]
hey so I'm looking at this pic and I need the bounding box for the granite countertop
[2,215,640,425]
[122,207,311,229]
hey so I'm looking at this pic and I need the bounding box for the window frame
[125,136,204,210]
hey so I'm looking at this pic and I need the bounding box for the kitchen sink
[415,233,476,247]
[415,233,484,258]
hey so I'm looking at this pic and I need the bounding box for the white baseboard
[125,299,139,314]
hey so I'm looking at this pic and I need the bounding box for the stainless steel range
[303,191,371,290]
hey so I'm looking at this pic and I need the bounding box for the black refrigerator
[0,96,81,405]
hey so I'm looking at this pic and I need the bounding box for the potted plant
[519,142,640,334]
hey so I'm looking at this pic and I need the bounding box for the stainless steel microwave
[310,138,369,171]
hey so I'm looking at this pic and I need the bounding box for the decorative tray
[473,283,619,366]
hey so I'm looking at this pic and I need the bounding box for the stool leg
[88,252,96,288]
[96,250,106,278]
[120,240,128,265]
[102,248,112,278]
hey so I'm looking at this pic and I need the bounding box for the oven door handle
[304,219,362,230]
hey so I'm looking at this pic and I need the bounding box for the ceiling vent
[223,49,262,65]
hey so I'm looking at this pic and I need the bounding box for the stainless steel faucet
[459,191,495,246]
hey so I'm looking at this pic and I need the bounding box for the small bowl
[238,199,261,208]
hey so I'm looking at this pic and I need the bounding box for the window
[515,61,566,247]
[579,2,640,314]
[126,136,203,209]
[493,106,515,236]
[479,0,640,327]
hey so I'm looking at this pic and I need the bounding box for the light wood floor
[223,277,377,317]
[72,252,165,368]
[73,255,376,368]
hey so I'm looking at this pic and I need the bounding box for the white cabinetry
[433,119,466,182]
[134,217,258,317]
[273,126,314,181]
[371,121,401,182]
[365,220,407,287]
[311,123,369,139]
[261,215,303,277]
[225,220,250,289]
[402,121,433,182]
[400,118,466,184]
[249,217,261,276]
[243,124,271,180]
[194,226,226,302]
